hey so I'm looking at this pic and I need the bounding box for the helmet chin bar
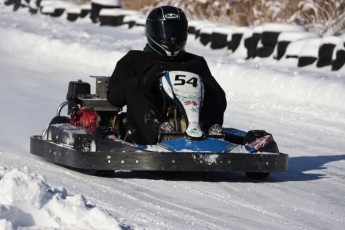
[164,49,180,57]
[147,33,185,57]
[160,71,204,138]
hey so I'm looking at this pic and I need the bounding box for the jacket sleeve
[107,51,140,107]
[200,57,227,113]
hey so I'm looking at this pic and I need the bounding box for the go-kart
[30,72,288,179]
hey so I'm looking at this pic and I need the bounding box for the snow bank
[277,31,320,42]
[212,60,345,121]
[0,166,121,230]
[261,23,307,33]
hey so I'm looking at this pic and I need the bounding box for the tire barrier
[187,20,198,35]
[275,32,320,60]
[245,32,262,59]
[276,41,290,60]
[4,2,345,71]
[210,31,227,49]
[331,38,345,71]
[199,26,213,46]
[210,26,233,49]
[284,39,308,61]
[316,36,340,68]
[99,9,137,26]
[194,23,215,40]
[256,24,307,58]
[297,38,322,67]
[332,58,345,71]
[90,0,121,23]
[123,14,139,28]
[4,0,21,11]
[227,33,243,53]
[39,0,67,17]
[232,27,257,59]
[66,7,81,22]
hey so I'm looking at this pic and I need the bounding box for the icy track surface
[0,7,345,230]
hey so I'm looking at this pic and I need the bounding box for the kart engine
[70,107,98,133]
[64,77,121,133]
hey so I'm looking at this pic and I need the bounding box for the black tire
[318,44,336,60]
[261,31,280,47]
[29,8,38,14]
[100,15,125,26]
[244,33,261,58]
[199,32,211,46]
[298,56,317,67]
[245,172,270,180]
[188,26,196,34]
[50,9,65,17]
[67,13,79,22]
[256,46,275,58]
[90,3,119,23]
[276,41,290,60]
[228,33,243,52]
[332,59,345,71]
[80,9,90,18]
[335,49,345,60]
[95,170,114,177]
[316,58,332,68]
[211,32,228,49]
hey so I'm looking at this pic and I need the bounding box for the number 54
[174,75,198,87]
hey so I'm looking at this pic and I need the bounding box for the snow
[277,31,320,42]
[66,6,82,14]
[81,3,91,10]
[298,37,322,57]
[100,8,138,17]
[262,23,307,33]
[91,0,121,7]
[1,6,345,230]
[0,167,121,229]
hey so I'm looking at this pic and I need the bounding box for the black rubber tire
[200,32,212,46]
[245,172,270,180]
[256,46,275,58]
[318,44,336,59]
[316,58,332,68]
[335,49,345,60]
[100,15,125,26]
[188,26,196,34]
[298,56,317,67]
[50,9,65,17]
[80,9,90,18]
[211,32,228,49]
[276,41,290,60]
[95,170,114,177]
[244,34,261,59]
[228,33,243,52]
[261,31,280,47]
[331,60,345,71]
[67,13,79,22]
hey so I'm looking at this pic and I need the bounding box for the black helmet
[146,6,188,57]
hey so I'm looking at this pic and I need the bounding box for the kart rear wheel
[245,172,270,180]
[95,170,114,177]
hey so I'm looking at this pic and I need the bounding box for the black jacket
[107,48,227,114]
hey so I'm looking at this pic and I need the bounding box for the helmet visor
[149,19,188,44]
